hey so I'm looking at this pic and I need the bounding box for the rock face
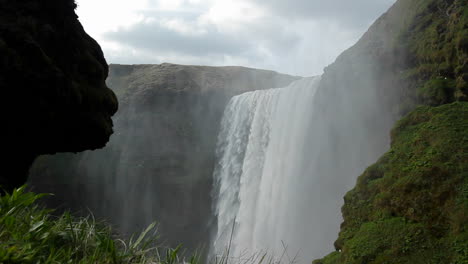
[313,0,467,262]
[29,63,298,250]
[0,0,118,192]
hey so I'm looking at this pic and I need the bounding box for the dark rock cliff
[28,63,298,250]
[0,0,118,192]
[313,0,467,262]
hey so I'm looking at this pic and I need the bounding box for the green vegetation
[312,252,341,264]
[397,0,468,105]
[0,186,201,264]
[314,102,468,264]
[0,187,301,264]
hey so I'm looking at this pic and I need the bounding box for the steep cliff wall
[0,0,118,191]
[28,63,298,250]
[313,0,467,262]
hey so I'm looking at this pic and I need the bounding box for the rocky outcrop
[28,63,298,250]
[313,0,467,262]
[0,0,118,192]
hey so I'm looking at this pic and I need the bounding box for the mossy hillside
[397,0,468,105]
[314,102,468,264]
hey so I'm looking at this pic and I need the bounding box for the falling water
[211,77,327,262]
[210,69,398,262]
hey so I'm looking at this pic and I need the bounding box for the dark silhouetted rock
[0,0,118,191]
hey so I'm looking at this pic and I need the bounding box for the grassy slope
[314,102,468,263]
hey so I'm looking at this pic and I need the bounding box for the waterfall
[210,71,396,262]
[211,77,328,262]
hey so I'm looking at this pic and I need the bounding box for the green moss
[313,251,342,264]
[418,77,456,105]
[343,218,444,264]
[315,102,468,263]
[398,0,468,104]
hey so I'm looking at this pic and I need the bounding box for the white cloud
[200,0,266,28]
[156,0,185,10]
[76,0,397,76]
[76,0,149,35]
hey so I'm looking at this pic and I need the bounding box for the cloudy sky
[75,0,396,76]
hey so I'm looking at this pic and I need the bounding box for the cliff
[314,0,467,262]
[0,0,118,192]
[318,0,466,116]
[28,63,298,250]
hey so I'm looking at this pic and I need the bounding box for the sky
[75,0,396,76]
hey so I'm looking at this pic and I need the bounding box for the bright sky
[75,0,396,76]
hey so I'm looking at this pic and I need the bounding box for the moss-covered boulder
[0,0,118,191]
[314,102,468,264]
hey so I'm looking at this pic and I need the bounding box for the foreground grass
[0,186,200,264]
[0,187,297,264]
